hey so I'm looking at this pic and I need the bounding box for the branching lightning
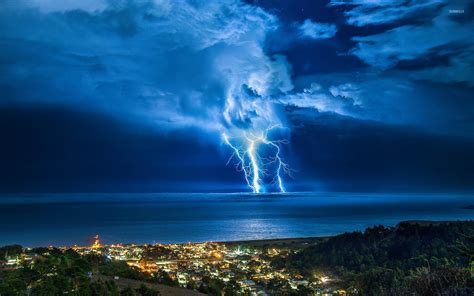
[223,125,292,193]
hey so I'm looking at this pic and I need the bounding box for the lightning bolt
[222,133,255,191]
[247,139,262,193]
[223,125,291,193]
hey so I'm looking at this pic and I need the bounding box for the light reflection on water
[0,192,473,246]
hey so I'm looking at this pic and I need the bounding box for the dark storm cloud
[0,106,240,192]
[2,105,473,193]
[289,111,474,192]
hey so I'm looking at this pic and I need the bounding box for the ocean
[1,192,473,246]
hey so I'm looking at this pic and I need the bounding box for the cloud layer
[298,19,337,39]
[329,0,443,26]
[332,0,474,86]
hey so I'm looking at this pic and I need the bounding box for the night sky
[1,0,473,193]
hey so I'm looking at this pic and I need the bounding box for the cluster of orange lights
[91,234,102,249]
[211,251,223,259]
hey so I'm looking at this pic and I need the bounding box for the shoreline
[3,219,472,249]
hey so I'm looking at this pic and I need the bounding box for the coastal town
[1,235,344,295]
[2,221,473,295]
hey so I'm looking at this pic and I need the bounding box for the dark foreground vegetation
[0,247,162,295]
[273,221,474,295]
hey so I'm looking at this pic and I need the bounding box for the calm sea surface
[1,192,473,246]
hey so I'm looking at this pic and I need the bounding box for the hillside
[273,221,474,295]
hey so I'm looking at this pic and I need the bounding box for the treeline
[273,221,474,295]
[0,247,160,295]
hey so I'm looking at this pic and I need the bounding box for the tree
[120,286,136,296]
[136,284,160,296]
[0,245,22,260]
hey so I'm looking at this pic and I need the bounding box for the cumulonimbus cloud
[1,0,354,136]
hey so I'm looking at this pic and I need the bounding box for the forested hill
[273,220,474,295]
